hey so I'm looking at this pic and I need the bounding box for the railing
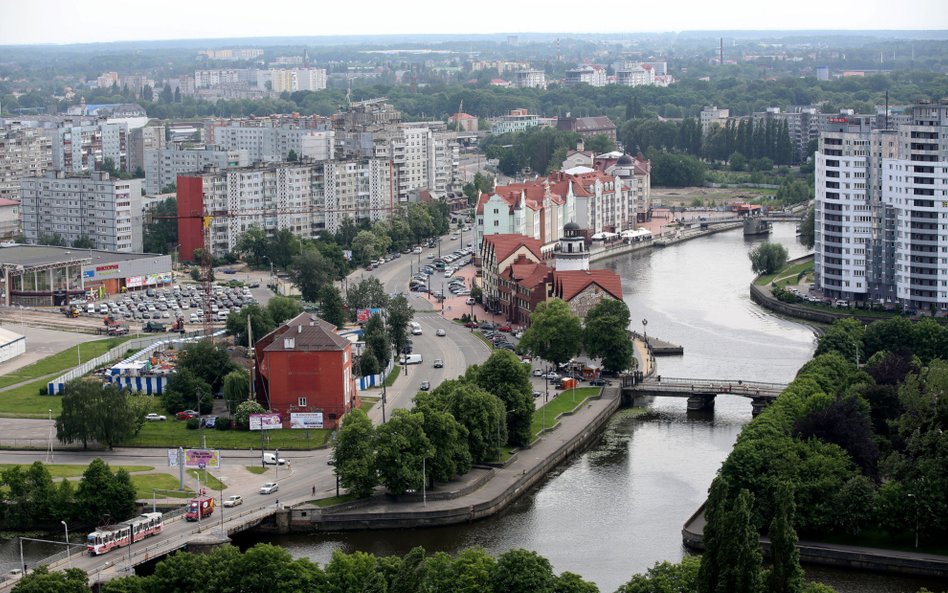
[643,376,787,391]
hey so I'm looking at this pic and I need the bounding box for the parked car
[433,359,444,368]
[176,410,199,420]
[544,372,560,381]
[223,495,243,507]
[259,482,279,495]
[465,297,476,305]
[464,321,479,328]
[420,381,431,391]
[590,378,608,386]
[144,413,167,422]
[498,324,513,332]
[533,368,544,377]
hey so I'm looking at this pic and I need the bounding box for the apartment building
[0,125,52,200]
[700,106,730,134]
[143,145,249,194]
[814,100,948,311]
[514,70,547,90]
[20,171,142,252]
[564,66,607,87]
[128,124,166,175]
[176,160,392,261]
[209,124,334,163]
[51,121,129,173]
[615,64,656,87]
[260,68,327,92]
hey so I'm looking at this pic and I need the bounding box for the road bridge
[621,375,787,415]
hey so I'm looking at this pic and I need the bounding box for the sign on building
[249,413,282,431]
[290,412,324,429]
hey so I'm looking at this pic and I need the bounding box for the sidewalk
[309,386,621,527]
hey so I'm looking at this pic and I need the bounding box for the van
[410,321,423,336]
[86,303,97,314]
[401,353,423,365]
[263,453,286,465]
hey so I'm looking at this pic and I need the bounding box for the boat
[743,217,772,236]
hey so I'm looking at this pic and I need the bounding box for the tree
[234,400,266,430]
[352,230,382,266]
[519,299,583,368]
[616,557,700,593]
[491,549,556,593]
[799,206,815,250]
[319,285,346,328]
[767,483,804,593]
[56,379,139,450]
[222,369,250,414]
[715,489,762,593]
[552,572,600,593]
[358,350,380,378]
[364,314,391,366]
[418,380,506,462]
[287,149,299,162]
[583,299,635,374]
[815,318,865,360]
[473,350,534,447]
[236,226,269,267]
[386,294,414,360]
[74,458,137,526]
[162,368,213,415]
[142,84,154,102]
[793,395,880,478]
[421,408,472,483]
[267,296,304,326]
[375,409,432,495]
[347,277,389,313]
[226,303,276,347]
[290,249,334,302]
[177,340,235,391]
[143,197,178,255]
[748,242,788,275]
[10,566,89,593]
[160,83,173,104]
[72,235,95,249]
[333,409,377,498]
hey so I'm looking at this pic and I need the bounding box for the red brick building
[253,313,358,430]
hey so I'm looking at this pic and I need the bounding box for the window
[298,397,307,407]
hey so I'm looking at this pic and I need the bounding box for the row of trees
[481,127,615,176]
[0,459,136,531]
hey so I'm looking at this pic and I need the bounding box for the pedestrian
[312,485,316,496]
[275,498,279,508]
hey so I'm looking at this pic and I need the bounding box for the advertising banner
[249,413,282,431]
[290,412,324,429]
[184,449,221,469]
[167,448,180,467]
[126,275,144,288]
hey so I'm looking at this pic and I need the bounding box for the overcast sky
[2,0,946,46]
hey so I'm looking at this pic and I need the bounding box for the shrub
[215,418,232,431]
[186,418,200,430]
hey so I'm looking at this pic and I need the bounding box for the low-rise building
[556,116,616,143]
[253,313,358,430]
[0,199,21,241]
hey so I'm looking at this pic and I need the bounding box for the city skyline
[1,0,946,46]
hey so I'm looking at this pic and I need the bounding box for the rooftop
[0,245,166,269]
[263,313,351,352]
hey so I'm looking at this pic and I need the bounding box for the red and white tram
[86,512,163,556]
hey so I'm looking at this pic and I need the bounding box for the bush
[186,418,200,430]
[215,418,232,431]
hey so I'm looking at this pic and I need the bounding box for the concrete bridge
[621,375,787,415]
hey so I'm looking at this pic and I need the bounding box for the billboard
[184,449,221,469]
[290,412,324,429]
[249,413,282,431]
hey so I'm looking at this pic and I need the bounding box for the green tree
[226,303,276,347]
[56,379,139,450]
[10,566,89,593]
[290,248,334,302]
[364,314,392,366]
[160,83,173,104]
[347,277,390,314]
[319,285,347,328]
[386,294,414,361]
[421,408,472,483]
[267,296,304,326]
[375,409,432,495]
[473,350,534,447]
[162,368,213,415]
[72,235,95,249]
[799,206,815,250]
[815,318,865,361]
[177,340,236,391]
[236,226,269,267]
[287,149,299,162]
[418,380,506,462]
[222,369,250,414]
[715,489,763,593]
[519,298,583,368]
[352,230,382,266]
[333,409,377,498]
[616,557,700,593]
[767,483,804,593]
[234,400,266,430]
[491,548,555,593]
[552,571,600,593]
[358,350,380,378]
[74,458,137,526]
[583,299,635,374]
[748,242,789,275]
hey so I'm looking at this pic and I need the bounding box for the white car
[436,328,446,337]
[144,413,167,422]
[223,495,243,507]
[466,298,476,305]
[259,482,279,495]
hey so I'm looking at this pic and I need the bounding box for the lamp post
[218,476,227,537]
[61,521,70,568]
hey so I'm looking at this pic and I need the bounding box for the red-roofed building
[253,313,358,430]
[448,112,479,133]
[557,116,617,143]
[475,178,572,252]
[480,234,544,313]
[552,270,624,319]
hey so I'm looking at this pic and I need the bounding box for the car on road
[533,390,542,398]
[465,297,476,305]
[222,269,237,274]
[533,369,544,377]
[263,453,286,465]
[223,495,243,507]
[544,372,560,381]
[436,328,446,337]
[420,381,431,391]
[433,359,444,368]
[144,413,167,422]
[259,482,279,495]
[589,378,608,386]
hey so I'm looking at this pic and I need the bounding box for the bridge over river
[621,375,788,415]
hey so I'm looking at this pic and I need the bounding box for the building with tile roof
[253,312,358,430]
[557,116,617,143]
[552,269,624,320]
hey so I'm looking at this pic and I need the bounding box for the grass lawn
[122,421,331,450]
[755,259,814,287]
[359,396,379,411]
[0,463,153,478]
[0,336,133,391]
[187,469,226,491]
[530,387,600,440]
[245,466,269,475]
[311,493,359,508]
[383,365,401,387]
[130,473,193,499]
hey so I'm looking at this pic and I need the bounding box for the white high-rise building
[51,121,129,173]
[260,68,327,92]
[209,124,334,163]
[0,125,52,200]
[143,145,249,194]
[815,100,948,311]
[514,70,547,90]
[20,171,142,252]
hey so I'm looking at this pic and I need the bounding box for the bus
[86,512,163,556]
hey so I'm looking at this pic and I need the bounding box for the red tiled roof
[483,234,544,263]
[554,270,623,302]
[263,313,350,352]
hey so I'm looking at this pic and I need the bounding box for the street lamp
[61,521,70,568]
[218,476,228,537]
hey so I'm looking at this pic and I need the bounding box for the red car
[464,321,479,328]
[498,325,513,332]
[176,410,198,421]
